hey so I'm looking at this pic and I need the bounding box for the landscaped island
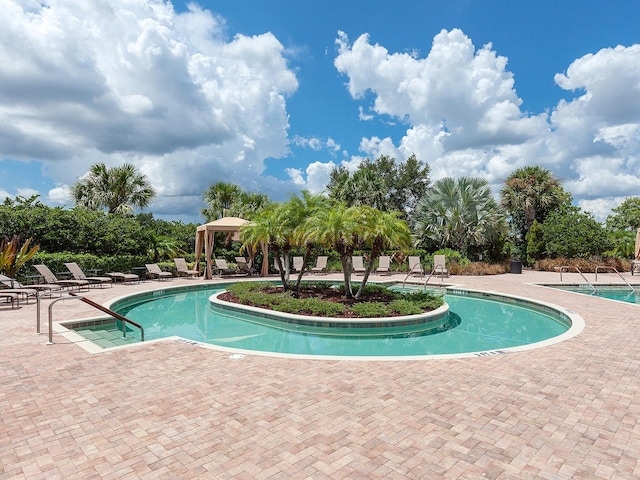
[218,282,444,319]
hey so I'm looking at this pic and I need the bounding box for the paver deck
[1,270,639,479]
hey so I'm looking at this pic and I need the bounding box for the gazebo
[194,217,268,279]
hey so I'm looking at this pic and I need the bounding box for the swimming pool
[63,282,582,359]
[545,284,640,305]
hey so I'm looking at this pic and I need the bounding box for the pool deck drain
[2,271,640,478]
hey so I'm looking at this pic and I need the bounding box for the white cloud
[332,30,640,217]
[47,186,71,205]
[0,0,298,218]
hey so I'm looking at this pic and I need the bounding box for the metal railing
[37,292,144,345]
[559,266,596,293]
[594,266,636,293]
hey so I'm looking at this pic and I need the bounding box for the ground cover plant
[220,281,444,318]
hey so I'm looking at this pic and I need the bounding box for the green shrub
[350,302,392,317]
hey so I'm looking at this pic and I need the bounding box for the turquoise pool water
[548,285,640,305]
[105,284,572,357]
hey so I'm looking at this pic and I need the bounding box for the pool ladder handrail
[38,292,144,345]
[402,263,425,289]
[594,266,636,293]
[559,266,597,293]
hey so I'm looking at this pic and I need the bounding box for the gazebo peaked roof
[196,216,250,232]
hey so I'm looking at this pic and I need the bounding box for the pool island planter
[210,291,451,336]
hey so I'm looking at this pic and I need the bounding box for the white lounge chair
[311,256,328,274]
[407,256,424,277]
[352,256,366,275]
[106,272,139,284]
[215,259,237,276]
[293,256,304,273]
[174,258,200,278]
[145,263,173,281]
[376,256,391,275]
[431,255,449,278]
[235,257,254,275]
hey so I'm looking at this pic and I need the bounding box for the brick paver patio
[1,270,639,479]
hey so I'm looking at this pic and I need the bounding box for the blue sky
[1,0,639,223]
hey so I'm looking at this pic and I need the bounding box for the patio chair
[352,256,366,275]
[431,255,449,278]
[293,256,304,273]
[407,256,424,277]
[311,256,328,274]
[174,258,200,278]
[376,256,391,275]
[64,262,113,287]
[33,264,90,290]
[235,257,254,275]
[215,259,237,276]
[0,274,62,300]
[145,263,173,281]
[0,291,18,309]
[106,272,139,284]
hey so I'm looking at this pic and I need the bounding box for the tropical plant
[500,166,569,245]
[201,182,271,221]
[413,177,507,258]
[605,197,640,231]
[0,236,40,278]
[326,154,431,217]
[70,163,156,214]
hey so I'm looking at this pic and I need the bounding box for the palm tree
[500,166,568,243]
[71,163,156,214]
[201,182,242,221]
[413,177,506,256]
[353,207,412,298]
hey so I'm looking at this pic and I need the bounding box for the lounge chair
[407,256,424,277]
[64,262,113,287]
[145,263,173,281]
[293,256,304,273]
[215,259,237,276]
[106,272,139,284]
[234,257,254,275]
[311,256,328,274]
[174,258,200,278]
[33,264,90,290]
[431,255,449,278]
[376,256,391,275]
[0,291,18,309]
[0,274,62,299]
[352,256,366,275]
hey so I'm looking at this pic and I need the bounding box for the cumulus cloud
[0,0,298,216]
[332,30,640,219]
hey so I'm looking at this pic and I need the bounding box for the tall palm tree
[413,177,506,256]
[71,163,156,215]
[301,203,362,298]
[500,166,568,242]
[353,207,412,298]
[201,182,242,221]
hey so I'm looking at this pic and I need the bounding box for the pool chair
[174,258,200,278]
[0,274,63,298]
[145,263,173,281]
[311,256,328,274]
[64,262,113,288]
[234,257,254,276]
[215,259,237,276]
[407,256,424,277]
[376,256,391,275]
[293,256,304,273]
[106,272,139,284]
[33,264,90,290]
[0,291,18,309]
[431,254,449,278]
[351,256,366,275]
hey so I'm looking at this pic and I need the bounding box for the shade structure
[635,228,640,260]
[194,217,268,278]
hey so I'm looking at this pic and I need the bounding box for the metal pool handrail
[559,266,596,293]
[594,266,636,293]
